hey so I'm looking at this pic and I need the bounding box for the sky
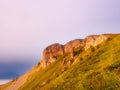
[0,0,120,84]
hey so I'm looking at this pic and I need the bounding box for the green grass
[19,34,120,90]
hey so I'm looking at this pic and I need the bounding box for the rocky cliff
[40,43,64,68]
[39,34,108,68]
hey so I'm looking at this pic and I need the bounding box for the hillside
[0,34,120,90]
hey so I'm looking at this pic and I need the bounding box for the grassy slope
[0,81,13,90]
[19,34,120,90]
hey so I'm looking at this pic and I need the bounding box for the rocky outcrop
[64,39,85,58]
[84,35,108,50]
[39,43,64,68]
[39,34,108,68]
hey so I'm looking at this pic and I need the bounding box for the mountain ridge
[39,34,108,68]
[0,33,120,90]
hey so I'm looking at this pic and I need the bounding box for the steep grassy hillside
[19,34,120,90]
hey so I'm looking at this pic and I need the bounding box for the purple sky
[0,0,120,82]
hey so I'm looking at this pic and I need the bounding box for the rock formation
[40,43,64,68]
[64,39,85,58]
[39,34,108,68]
[84,35,108,50]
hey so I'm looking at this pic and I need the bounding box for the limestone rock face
[64,39,85,53]
[84,35,108,50]
[64,39,85,58]
[40,43,64,68]
[43,43,64,58]
[39,34,108,68]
